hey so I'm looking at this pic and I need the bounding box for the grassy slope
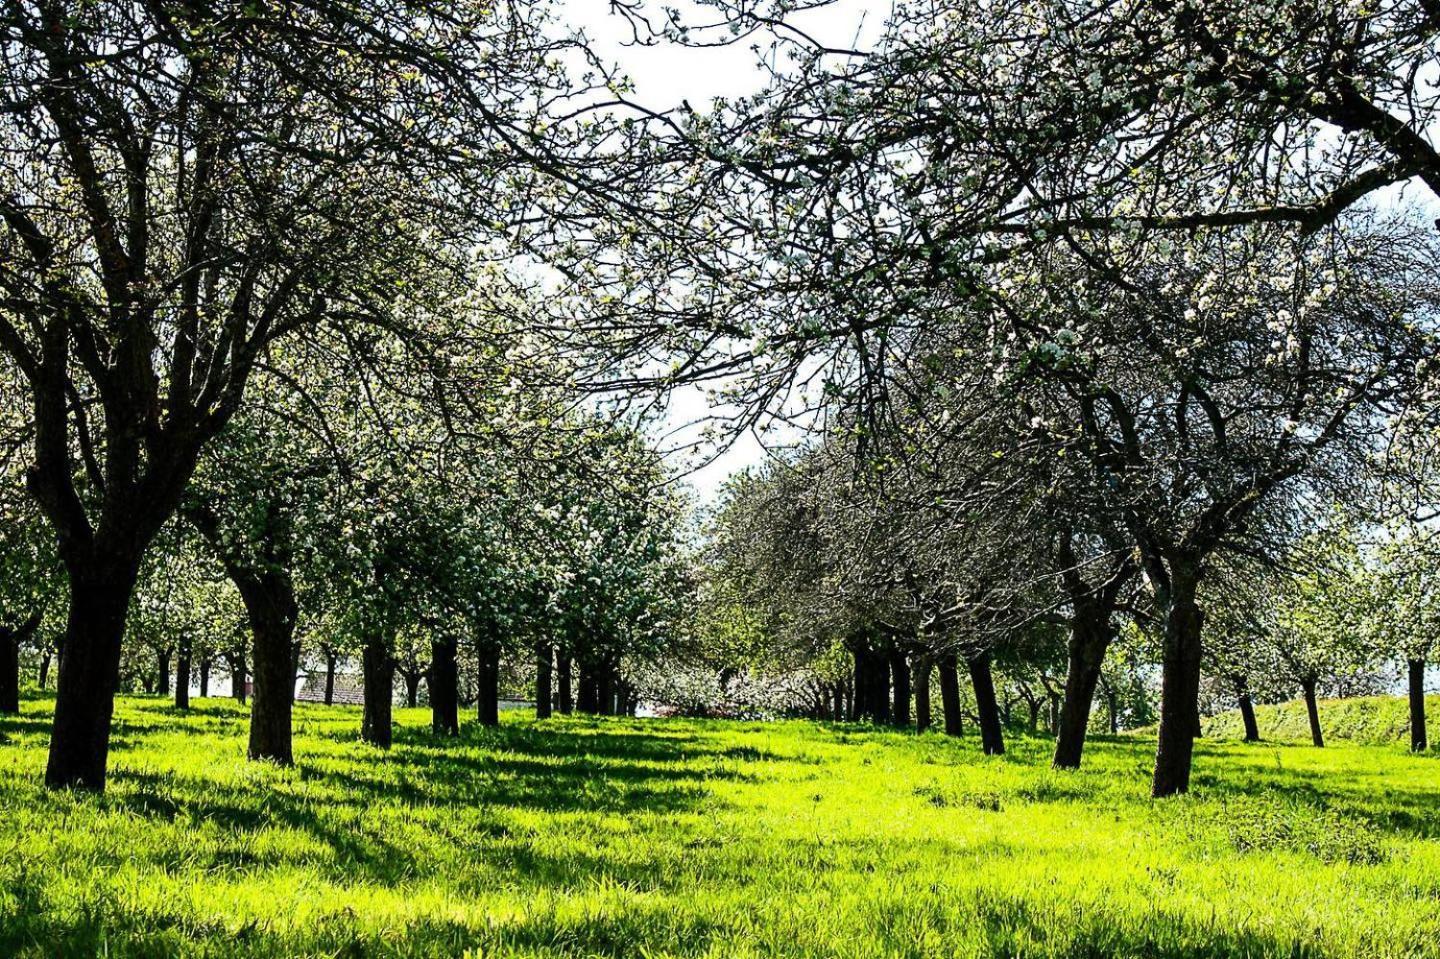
[1205,693,1440,745]
[0,697,1436,958]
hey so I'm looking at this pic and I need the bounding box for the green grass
[0,696,1437,958]
[1205,693,1440,745]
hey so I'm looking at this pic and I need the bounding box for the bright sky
[560,0,889,501]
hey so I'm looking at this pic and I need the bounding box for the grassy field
[0,696,1437,958]
[1205,693,1440,745]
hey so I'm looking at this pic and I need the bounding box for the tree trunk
[430,636,459,736]
[38,651,51,690]
[1408,659,1428,752]
[576,661,598,713]
[403,671,421,708]
[968,651,1004,756]
[234,571,298,766]
[45,564,139,791]
[199,658,210,698]
[1151,565,1205,798]
[476,641,500,727]
[1302,678,1325,748]
[156,648,171,696]
[0,626,21,714]
[175,636,192,711]
[323,648,337,706]
[849,647,866,720]
[557,650,574,714]
[361,635,393,748]
[938,653,963,736]
[1053,614,1112,769]
[230,650,247,703]
[913,657,932,732]
[889,648,911,727]
[1236,678,1260,742]
[535,641,554,719]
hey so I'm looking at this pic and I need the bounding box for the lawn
[0,696,1437,958]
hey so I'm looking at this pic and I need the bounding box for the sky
[558,0,889,502]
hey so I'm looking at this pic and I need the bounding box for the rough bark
[361,635,393,748]
[1408,658,1428,752]
[1151,565,1205,798]
[576,661,599,713]
[476,641,500,727]
[968,651,1005,756]
[1302,678,1325,748]
[45,564,139,791]
[175,636,192,711]
[938,653,963,736]
[233,570,298,766]
[430,636,459,736]
[199,658,210,698]
[535,641,554,719]
[1053,614,1113,769]
[913,657,932,732]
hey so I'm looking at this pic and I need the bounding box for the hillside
[0,695,1437,957]
[1204,693,1440,745]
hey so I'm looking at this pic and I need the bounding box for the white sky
[561,0,888,501]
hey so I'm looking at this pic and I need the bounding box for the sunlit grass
[0,695,1436,957]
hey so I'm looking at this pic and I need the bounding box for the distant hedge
[1204,694,1440,746]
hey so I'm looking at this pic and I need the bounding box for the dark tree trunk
[889,648,911,727]
[913,657,932,732]
[968,651,1005,756]
[535,641,554,719]
[849,647,865,721]
[476,641,500,727]
[430,636,459,736]
[576,661,599,713]
[1235,677,1260,742]
[1053,613,1112,769]
[38,651,51,690]
[323,648,337,706]
[1152,565,1205,798]
[1408,659,1428,752]
[557,650,574,714]
[45,564,139,791]
[595,661,615,715]
[175,636,192,711]
[156,648,171,696]
[402,671,421,708]
[230,650,247,703]
[289,641,302,706]
[361,635,393,748]
[938,653,963,736]
[199,658,210,698]
[1302,678,1325,748]
[0,625,22,714]
[233,571,298,766]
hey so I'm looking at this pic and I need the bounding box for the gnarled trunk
[233,570,298,766]
[1408,659,1427,752]
[969,651,1004,756]
[938,653,963,736]
[430,636,459,736]
[1053,613,1113,769]
[361,635,393,748]
[46,563,139,791]
[1302,678,1325,748]
[535,641,554,719]
[1152,564,1204,798]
